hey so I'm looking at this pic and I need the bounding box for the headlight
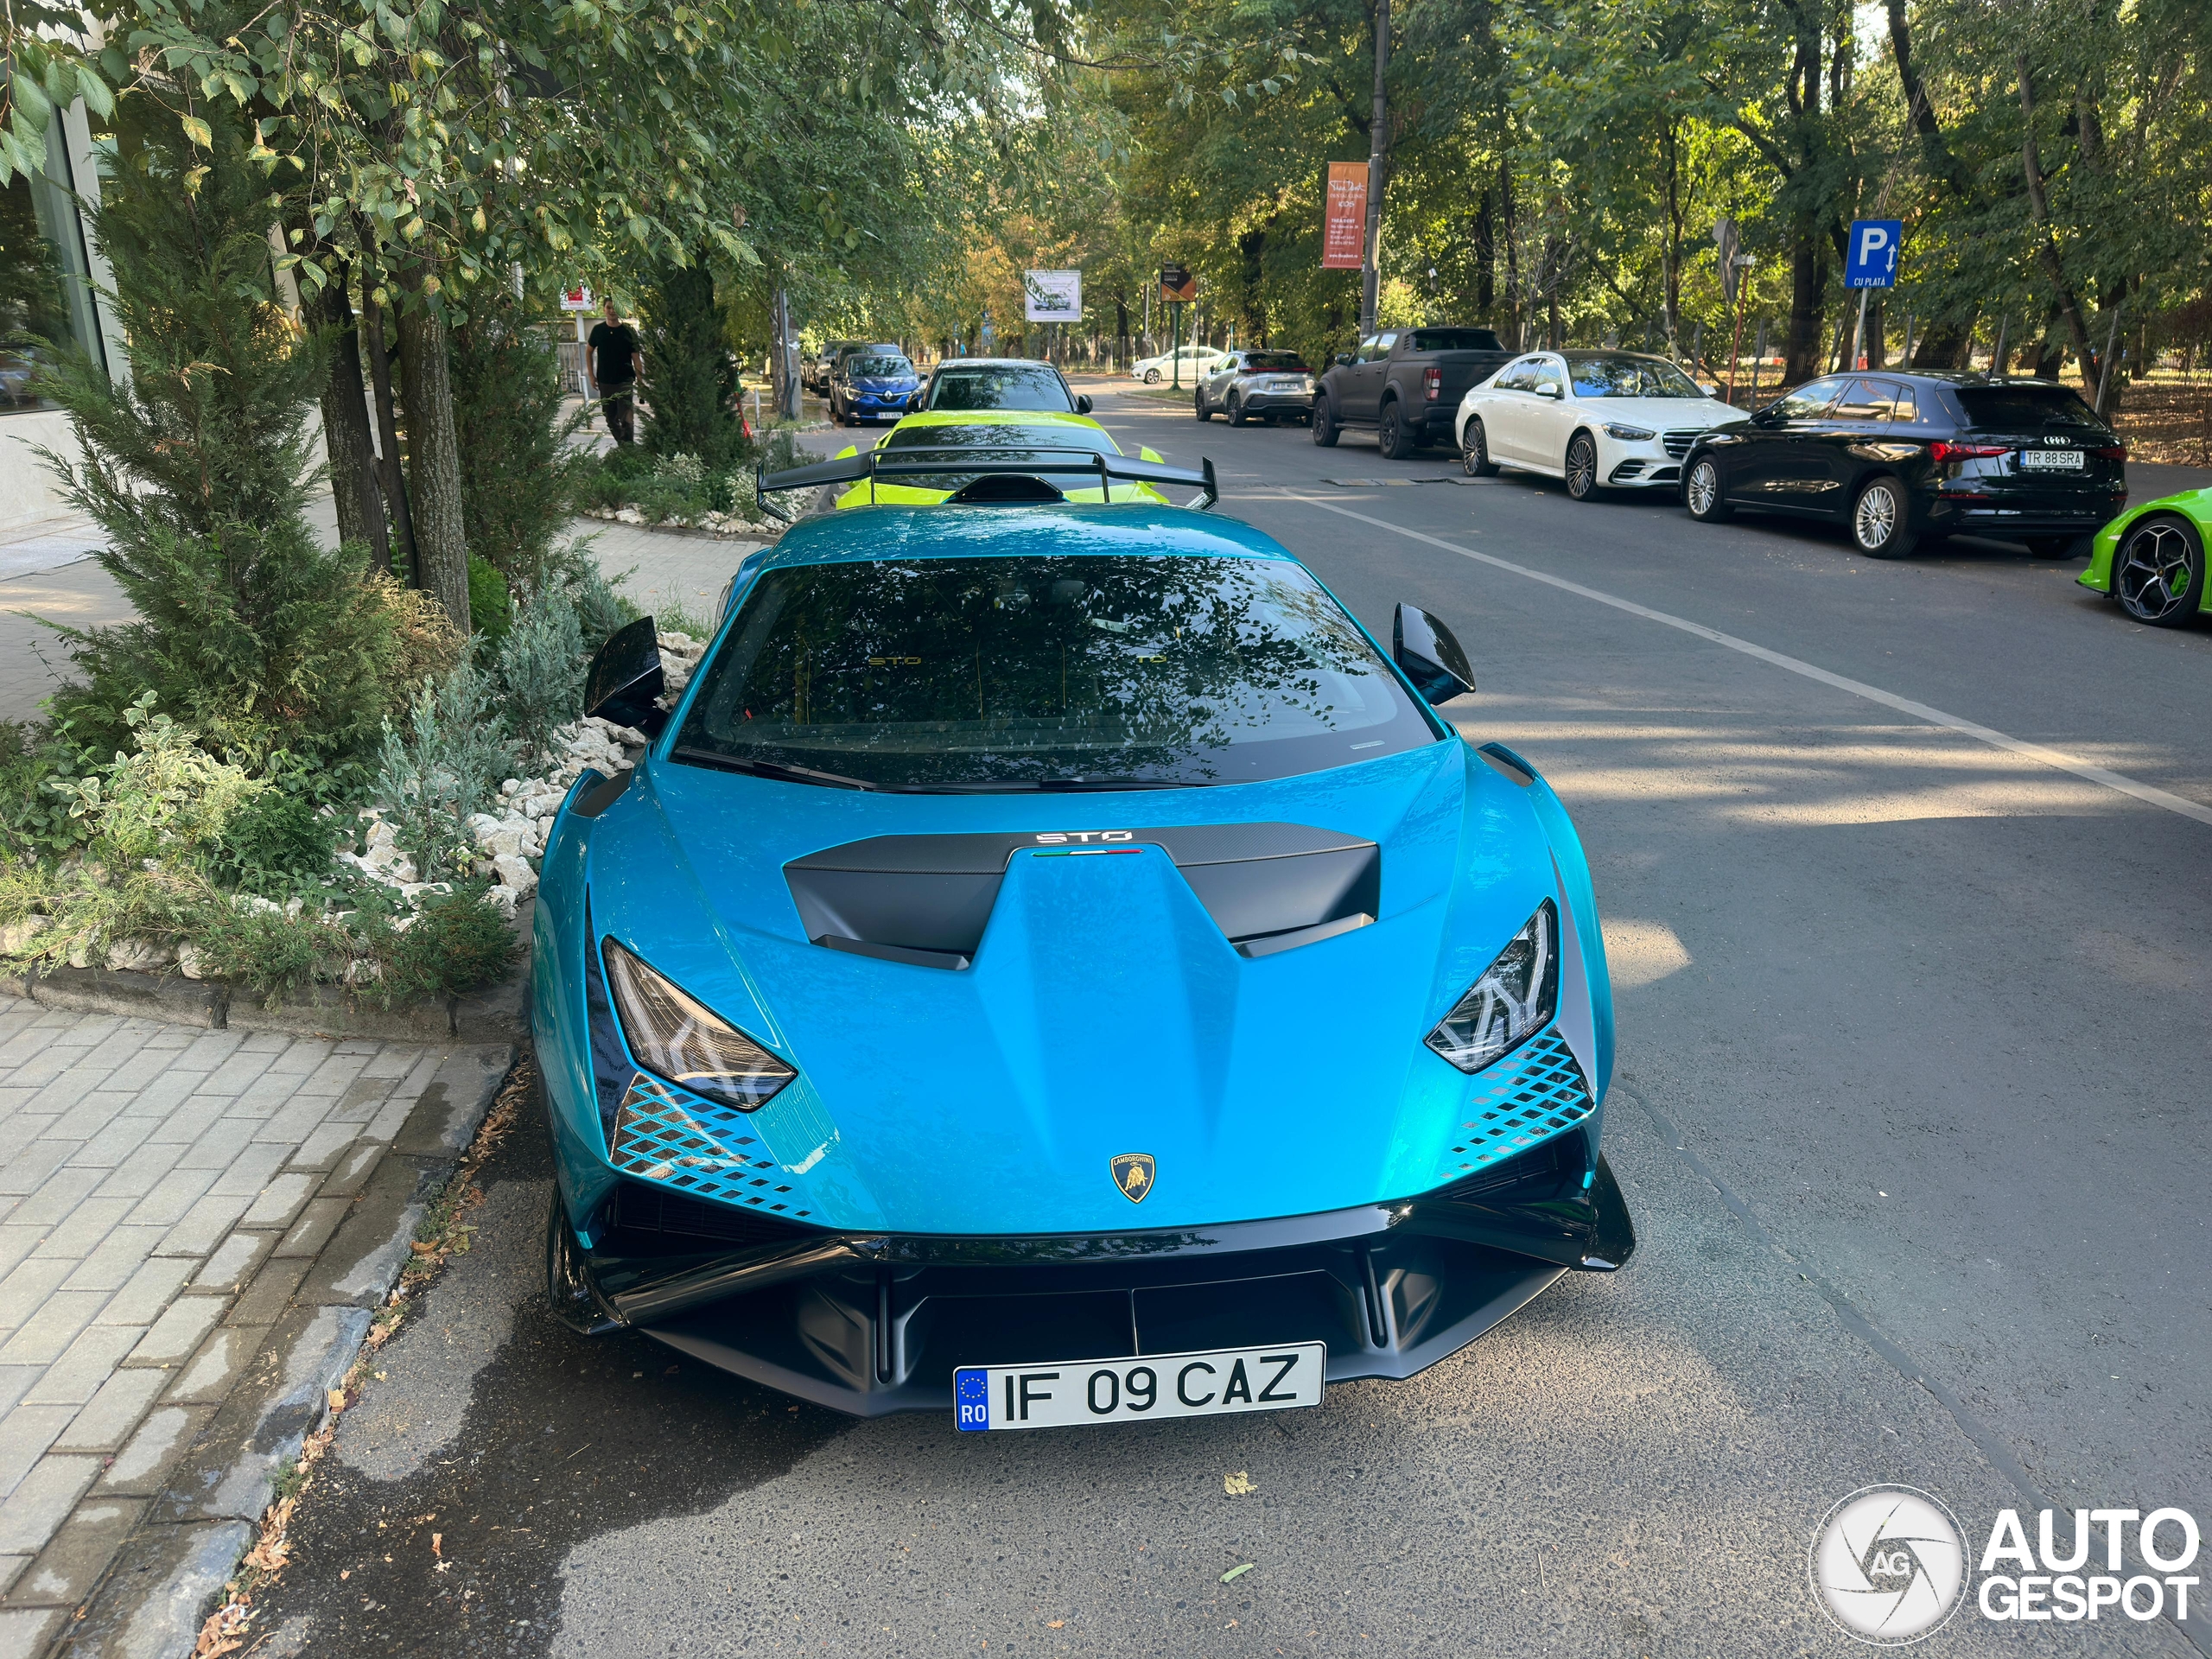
[1424,900,1559,1074]
[1603,422,1656,442]
[603,940,795,1111]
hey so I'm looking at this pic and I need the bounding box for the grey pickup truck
[1312,327,1516,459]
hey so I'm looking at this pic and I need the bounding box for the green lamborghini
[2080,486,2212,626]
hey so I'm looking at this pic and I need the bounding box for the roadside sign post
[1844,218,1902,372]
[1160,264,1198,389]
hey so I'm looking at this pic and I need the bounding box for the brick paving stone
[273,1198,350,1261]
[226,1259,308,1329]
[3,1168,103,1230]
[137,1025,195,1050]
[329,1073,396,1119]
[162,1325,268,1407]
[61,1226,169,1294]
[318,1141,386,1199]
[0,1368,35,1417]
[254,1092,345,1147]
[359,1045,416,1078]
[287,1122,359,1171]
[0,1230,39,1282]
[0,1138,80,1195]
[232,1029,290,1053]
[125,1297,222,1368]
[191,1231,272,1294]
[21,1325,138,1405]
[261,1037,331,1076]
[0,1292,106,1365]
[61,1113,156,1169]
[175,1115,258,1172]
[0,1258,73,1328]
[0,1606,67,1658]
[238,1173,317,1231]
[0,1555,23,1599]
[25,1056,123,1115]
[8,1496,145,1608]
[111,1067,205,1119]
[92,1140,183,1201]
[300,1050,372,1096]
[50,1093,139,1144]
[197,1048,277,1096]
[25,1195,131,1260]
[153,1192,252,1258]
[121,1165,219,1227]
[95,1043,193,1094]
[207,1142,290,1198]
[213,1070,296,1122]
[53,1369,166,1455]
[146,1091,232,1146]
[0,1456,100,1555]
[42,1014,121,1047]
[367,1089,421,1142]
[91,1257,191,1327]
[93,1404,213,1498]
[0,1405,74,1496]
[171,1030,245,1072]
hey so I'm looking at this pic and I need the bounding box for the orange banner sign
[1323,162,1368,270]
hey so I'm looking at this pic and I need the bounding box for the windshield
[1955,385,2104,432]
[673,554,1435,790]
[928,366,1074,412]
[883,423,1116,455]
[1244,353,1307,372]
[849,356,912,378]
[1568,357,1705,398]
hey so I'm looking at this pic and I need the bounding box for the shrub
[468,554,513,645]
[44,694,266,864]
[451,305,587,588]
[384,882,518,998]
[372,662,518,881]
[213,789,339,897]
[639,252,743,467]
[494,583,586,767]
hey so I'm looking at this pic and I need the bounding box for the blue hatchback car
[535,454,1633,1425]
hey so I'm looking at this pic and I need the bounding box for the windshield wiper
[671,748,880,791]
[893,778,1205,793]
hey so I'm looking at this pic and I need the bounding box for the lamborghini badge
[1109,1153,1155,1204]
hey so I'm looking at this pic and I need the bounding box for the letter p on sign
[1847,219,1903,289]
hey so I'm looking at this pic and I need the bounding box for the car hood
[584,741,1589,1234]
[1576,397,1748,428]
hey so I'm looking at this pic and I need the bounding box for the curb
[43,1046,518,1659]
[7,966,526,1047]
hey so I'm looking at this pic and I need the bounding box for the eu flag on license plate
[955,1369,990,1432]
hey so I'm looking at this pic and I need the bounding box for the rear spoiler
[753,446,1219,521]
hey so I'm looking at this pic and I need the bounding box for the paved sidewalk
[0,994,509,1658]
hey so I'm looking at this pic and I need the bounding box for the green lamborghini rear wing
[754,446,1220,520]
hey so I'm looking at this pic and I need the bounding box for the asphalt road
[249,382,2211,1658]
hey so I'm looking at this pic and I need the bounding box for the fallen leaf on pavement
[1222,1563,1255,1584]
[1224,1472,1255,1497]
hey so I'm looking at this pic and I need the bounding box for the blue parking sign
[1846,219,1902,289]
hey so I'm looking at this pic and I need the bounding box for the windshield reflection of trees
[684,556,1388,785]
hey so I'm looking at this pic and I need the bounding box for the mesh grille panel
[1436,1030,1595,1182]
[608,1074,813,1217]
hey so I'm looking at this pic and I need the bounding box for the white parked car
[1130,345,1228,385]
[1455,351,1749,499]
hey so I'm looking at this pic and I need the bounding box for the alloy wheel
[1566,435,1597,499]
[1686,461,1718,517]
[1854,481,1900,550]
[2116,520,2198,622]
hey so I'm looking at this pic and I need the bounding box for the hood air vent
[785,823,1379,969]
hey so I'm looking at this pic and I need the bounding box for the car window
[1243,352,1307,372]
[1567,356,1705,398]
[847,356,912,378]
[1955,384,2104,431]
[1772,376,1847,420]
[1492,360,1532,392]
[1891,385,1919,423]
[1833,378,1897,421]
[926,365,1076,412]
[677,555,1437,790]
[1408,329,1503,353]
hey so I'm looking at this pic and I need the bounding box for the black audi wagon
[1679,373,2126,559]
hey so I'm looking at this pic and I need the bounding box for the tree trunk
[393,270,472,633]
[1783,232,1826,382]
[2016,54,2101,396]
[1473,188,1494,315]
[1660,124,1682,358]
[359,286,419,586]
[315,266,390,571]
[1500,158,1520,351]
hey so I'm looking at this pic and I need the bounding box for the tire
[1684,456,1732,521]
[1195,388,1211,422]
[1460,419,1499,478]
[2113,512,2208,626]
[2026,533,2094,561]
[1378,400,1415,461]
[1312,397,1339,447]
[1564,431,1600,500]
[1144,368,1161,385]
[1228,394,1248,428]
[1851,476,1920,559]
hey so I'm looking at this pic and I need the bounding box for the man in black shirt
[586,297,645,445]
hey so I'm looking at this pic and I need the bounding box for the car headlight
[1424,900,1559,1074]
[1603,422,1656,442]
[603,940,795,1111]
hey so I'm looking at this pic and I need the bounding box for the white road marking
[1288,493,2212,830]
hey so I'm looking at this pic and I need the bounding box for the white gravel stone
[492,854,539,899]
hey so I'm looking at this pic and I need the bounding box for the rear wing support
[755,447,1219,515]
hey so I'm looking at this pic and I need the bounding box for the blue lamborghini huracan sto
[534,461,1633,1422]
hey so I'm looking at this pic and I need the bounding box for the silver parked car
[1194,350,1316,426]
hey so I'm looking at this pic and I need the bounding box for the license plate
[2021,448,2085,471]
[954,1341,1325,1432]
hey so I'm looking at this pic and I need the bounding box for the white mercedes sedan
[1454,351,1750,500]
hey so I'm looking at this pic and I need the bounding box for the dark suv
[1680,373,2126,559]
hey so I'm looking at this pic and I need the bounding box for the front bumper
[549,1122,1635,1416]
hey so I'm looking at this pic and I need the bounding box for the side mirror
[1334,353,1356,368]
[1075,393,1094,414]
[1393,604,1475,704]
[1536,382,1562,400]
[584,615,668,734]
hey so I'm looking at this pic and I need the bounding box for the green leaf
[11,76,54,135]
[181,114,214,148]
